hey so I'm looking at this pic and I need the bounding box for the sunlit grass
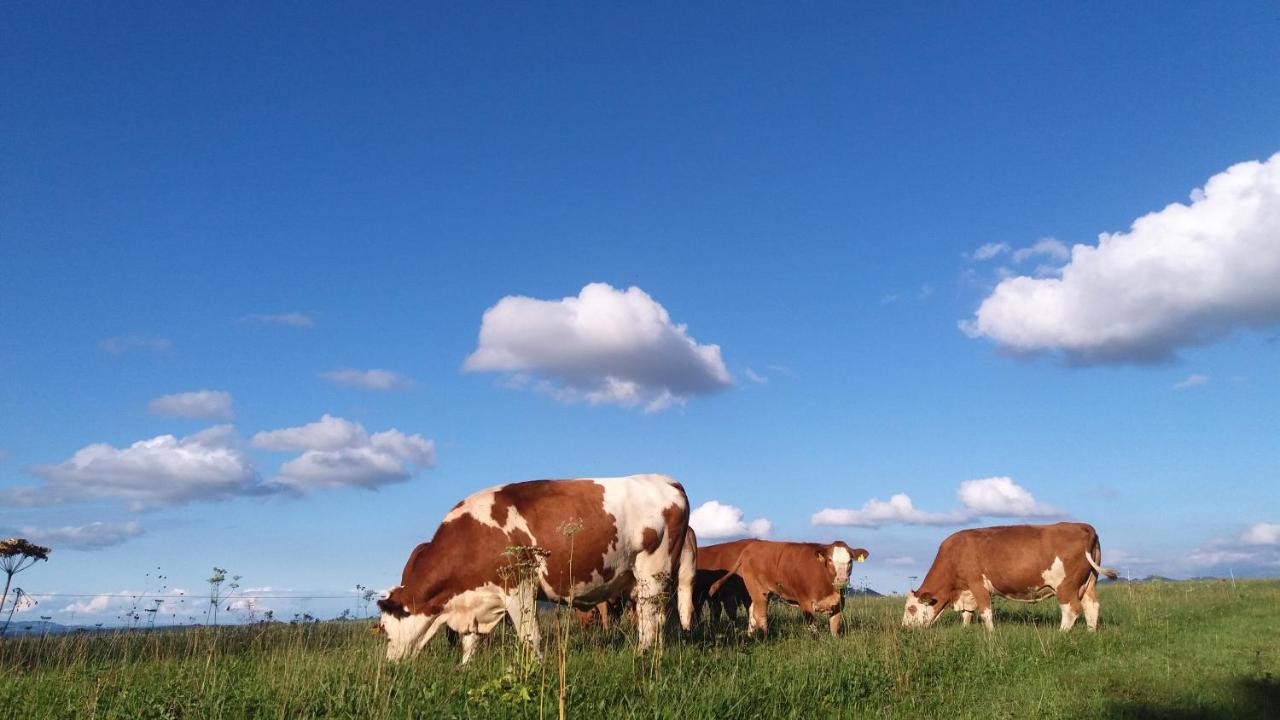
[2,580,1277,718]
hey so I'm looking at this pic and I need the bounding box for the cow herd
[377,474,1115,664]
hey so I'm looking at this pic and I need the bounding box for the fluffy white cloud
[963,152,1280,363]
[689,500,772,540]
[1173,373,1209,390]
[241,312,314,327]
[148,390,235,420]
[320,368,414,391]
[253,415,435,492]
[6,416,435,509]
[13,521,143,550]
[98,335,171,356]
[1241,523,1280,546]
[812,476,1058,528]
[464,283,732,411]
[12,426,260,510]
[955,476,1057,517]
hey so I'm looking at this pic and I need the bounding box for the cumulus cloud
[252,415,435,492]
[12,521,143,550]
[320,368,414,391]
[98,335,171,356]
[1173,373,1209,390]
[148,390,235,420]
[1241,522,1280,546]
[1011,238,1070,265]
[241,312,314,328]
[10,426,260,510]
[689,500,772,540]
[6,417,435,509]
[464,283,732,411]
[963,152,1280,364]
[812,476,1058,528]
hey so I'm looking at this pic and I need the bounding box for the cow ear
[377,598,409,618]
[916,592,936,606]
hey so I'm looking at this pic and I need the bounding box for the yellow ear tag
[857,555,865,563]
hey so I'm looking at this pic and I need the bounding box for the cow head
[901,591,939,627]
[377,587,443,661]
[820,542,868,588]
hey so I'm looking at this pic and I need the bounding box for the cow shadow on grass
[1105,676,1279,719]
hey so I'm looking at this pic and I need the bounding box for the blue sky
[3,2,1278,624]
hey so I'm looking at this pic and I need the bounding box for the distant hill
[845,587,884,597]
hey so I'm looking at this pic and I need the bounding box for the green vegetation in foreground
[3,580,1278,719]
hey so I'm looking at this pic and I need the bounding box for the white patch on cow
[1082,592,1100,631]
[441,583,509,637]
[953,589,977,613]
[829,545,853,585]
[979,607,994,630]
[982,574,997,594]
[382,612,441,662]
[901,592,937,627]
[1041,556,1066,591]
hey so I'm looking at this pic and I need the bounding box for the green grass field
[3,580,1277,719]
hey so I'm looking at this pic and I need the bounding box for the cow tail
[708,551,748,597]
[675,527,696,631]
[1084,545,1118,580]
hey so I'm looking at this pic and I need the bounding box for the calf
[902,522,1117,631]
[378,474,695,662]
[696,539,868,636]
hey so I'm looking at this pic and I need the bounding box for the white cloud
[955,476,1057,517]
[812,494,964,527]
[241,312,314,328]
[812,476,1058,528]
[148,390,235,420]
[12,426,260,510]
[883,556,916,567]
[743,368,768,385]
[963,152,1280,364]
[689,500,772,540]
[970,242,1010,261]
[98,335,171,356]
[320,368,414,391]
[1173,373,1209,390]
[1011,237,1070,264]
[7,416,434,509]
[253,415,435,492]
[463,282,732,411]
[14,521,143,550]
[1241,523,1280,546]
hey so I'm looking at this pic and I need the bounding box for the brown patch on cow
[485,480,619,595]
[641,527,660,553]
[491,492,513,527]
[912,522,1106,621]
[377,596,409,619]
[390,513,517,617]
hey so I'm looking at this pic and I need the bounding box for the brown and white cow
[574,527,696,631]
[902,522,1117,632]
[695,539,868,636]
[378,474,695,663]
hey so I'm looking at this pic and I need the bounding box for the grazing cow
[902,522,1117,632]
[378,474,695,663]
[695,539,868,636]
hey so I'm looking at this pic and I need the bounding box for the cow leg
[746,584,769,636]
[961,610,973,627]
[460,632,481,664]
[506,585,542,660]
[972,586,995,631]
[631,549,674,650]
[1057,585,1082,632]
[1082,576,1101,632]
[828,609,843,636]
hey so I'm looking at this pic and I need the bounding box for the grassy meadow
[3,579,1278,719]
